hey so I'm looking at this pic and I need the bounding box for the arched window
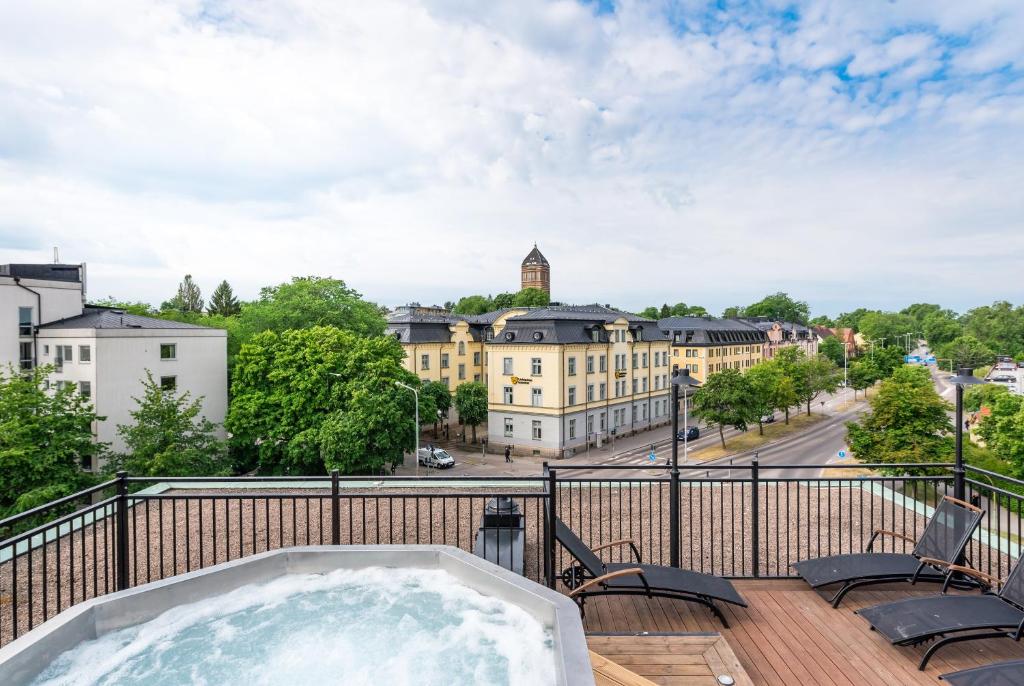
[458,341,465,356]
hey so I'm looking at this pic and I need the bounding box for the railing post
[670,378,680,568]
[954,381,966,503]
[546,466,557,589]
[751,454,760,578]
[115,471,129,591]
[330,469,341,546]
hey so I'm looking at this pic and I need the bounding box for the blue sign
[838,450,847,458]
[648,451,656,463]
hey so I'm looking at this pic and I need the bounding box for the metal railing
[1,462,1021,648]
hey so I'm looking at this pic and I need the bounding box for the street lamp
[395,381,420,478]
[948,367,985,502]
[670,366,701,568]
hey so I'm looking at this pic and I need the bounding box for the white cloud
[0,0,1022,315]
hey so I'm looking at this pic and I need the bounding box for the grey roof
[496,305,669,345]
[521,244,549,267]
[0,264,82,283]
[658,316,766,346]
[385,308,526,343]
[39,307,217,330]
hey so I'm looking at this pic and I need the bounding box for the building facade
[1,263,86,371]
[520,244,550,295]
[486,305,672,457]
[658,316,766,383]
[740,318,818,360]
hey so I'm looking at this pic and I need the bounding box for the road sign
[648,450,656,463]
[838,450,847,458]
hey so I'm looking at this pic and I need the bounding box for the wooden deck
[580,579,1024,685]
[588,634,752,686]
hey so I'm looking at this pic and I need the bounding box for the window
[599,412,606,431]
[458,363,465,380]
[662,352,668,366]
[18,307,33,336]
[642,352,648,368]
[458,341,465,356]
[568,357,576,376]
[43,344,49,355]
[532,420,542,440]
[504,418,514,437]
[441,376,450,387]
[531,357,542,376]
[642,404,648,420]
[586,356,594,373]
[632,378,638,394]
[79,381,92,400]
[440,353,449,369]
[79,345,91,363]
[420,354,430,370]
[473,351,481,365]
[632,406,637,423]
[599,355,607,373]
[531,387,543,407]
[19,342,33,370]
[654,353,660,367]
[569,419,576,440]
[599,382,606,400]
[474,373,481,382]
[160,376,176,391]
[568,386,576,405]
[642,377,648,392]
[587,415,594,436]
[503,357,513,375]
[504,386,514,404]
[632,353,638,369]
[655,376,661,390]
[587,384,594,401]
[55,345,72,369]
[160,343,176,360]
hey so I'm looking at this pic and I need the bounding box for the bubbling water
[31,567,556,686]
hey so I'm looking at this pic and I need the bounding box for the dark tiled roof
[1,264,82,283]
[658,316,766,346]
[39,307,217,330]
[521,244,549,267]
[496,305,669,345]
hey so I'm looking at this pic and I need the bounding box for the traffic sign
[838,450,847,458]
[648,450,656,463]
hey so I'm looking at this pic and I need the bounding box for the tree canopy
[691,368,755,449]
[162,274,205,313]
[936,335,995,369]
[818,336,846,367]
[0,366,104,518]
[207,280,241,316]
[746,361,796,434]
[227,326,418,475]
[239,276,385,340]
[512,287,550,307]
[452,295,494,315]
[743,292,809,324]
[454,382,488,444]
[975,393,1024,477]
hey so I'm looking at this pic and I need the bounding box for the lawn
[688,412,828,462]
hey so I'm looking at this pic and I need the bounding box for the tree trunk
[718,424,726,450]
[471,424,477,444]
[758,420,763,436]
[433,421,438,439]
[784,407,790,424]
[806,399,811,416]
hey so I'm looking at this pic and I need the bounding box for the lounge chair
[857,556,1024,670]
[791,495,984,608]
[554,518,747,627]
[940,659,1024,685]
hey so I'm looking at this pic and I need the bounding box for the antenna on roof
[53,246,60,264]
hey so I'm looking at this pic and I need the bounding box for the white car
[417,447,455,469]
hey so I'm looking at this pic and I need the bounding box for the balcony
[2,463,1022,683]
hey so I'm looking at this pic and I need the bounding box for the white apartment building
[2,263,228,469]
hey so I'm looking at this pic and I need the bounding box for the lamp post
[948,367,985,502]
[395,381,420,478]
[670,366,701,568]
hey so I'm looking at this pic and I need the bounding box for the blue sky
[0,0,1022,316]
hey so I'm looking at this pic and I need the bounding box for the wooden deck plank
[579,579,1024,685]
[587,635,751,686]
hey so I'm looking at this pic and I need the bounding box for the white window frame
[531,357,542,376]
[532,420,542,440]
[503,357,514,375]
[78,345,91,363]
[531,387,543,407]
[504,386,514,404]
[504,417,514,437]
[160,343,176,361]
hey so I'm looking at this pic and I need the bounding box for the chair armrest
[945,564,1001,587]
[941,495,983,514]
[867,529,915,551]
[591,538,642,562]
[917,556,952,569]
[568,567,645,598]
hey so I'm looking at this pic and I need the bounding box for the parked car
[417,447,455,469]
[761,414,776,424]
[676,426,699,441]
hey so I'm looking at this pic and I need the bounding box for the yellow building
[486,305,672,458]
[658,316,766,383]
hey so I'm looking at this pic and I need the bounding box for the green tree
[835,308,875,332]
[743,292,809,324]
[691,368,755,449]
[162,274,204,313]
[900,303,944,324]
[639,306,660,319]
[964,383,1010,413]
[872,345,907,379]
[962,301,1024,359]
[937,335,995,369]
[857,311,918,350]
[227,326,417,475]
[795,355,841,416]
[452,295,494,315]
[454,382,488,444]
[721,305,743,318]
[207,280,241,316]
[512,287,550,308]
[421,381,452,437]
[106,372,229,476]
[240,276,385,341]
[848,358,880,399]
[0,366,105,517]
[810,314,835,327]
[491,292,516,309]
[818,336,846,367]
[922,310,961,347]
[746,361,796,435]
[975,394,1024,475]
[846,365,953,467]
[659,304,671,318]
[90,297,156,316]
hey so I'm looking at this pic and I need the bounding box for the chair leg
[917,631,1009,670]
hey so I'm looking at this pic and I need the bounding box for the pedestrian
[504,445,512,463]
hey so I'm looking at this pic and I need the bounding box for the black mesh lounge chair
[791,495,984,608]
[554,518,747,627]
[940,659,1024,685]
[857,556,1024,670]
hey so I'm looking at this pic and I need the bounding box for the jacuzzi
[0,545,594,685]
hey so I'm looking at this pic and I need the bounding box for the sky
[1,0,1022,317]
